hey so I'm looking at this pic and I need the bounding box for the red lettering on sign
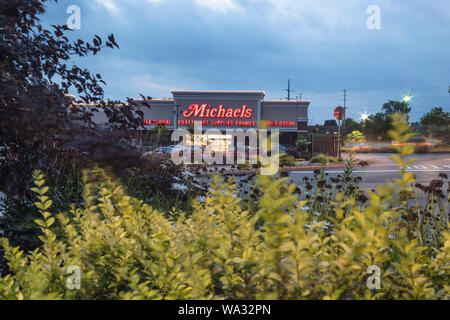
[183,104,208,118]
[182,104,253,119]
[143,119,172,125]
[264,120,296,127]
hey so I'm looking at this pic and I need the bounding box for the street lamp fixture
[402,95,412,103]
[360,112,370,121]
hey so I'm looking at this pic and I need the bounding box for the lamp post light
[360,112,370,140]
[361,112,370,122]
[402,95,412,104]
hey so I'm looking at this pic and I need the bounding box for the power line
[343,89,347,135]
[284,79,295,101]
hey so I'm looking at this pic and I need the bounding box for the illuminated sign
[182,104,253,119]
[178,120,255,126]
[334,106,345,121]
[264,121,296,127]
[143,120,172,125]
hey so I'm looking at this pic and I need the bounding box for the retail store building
[122,90,310,145]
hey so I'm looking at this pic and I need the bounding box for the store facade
[135,90,309,145]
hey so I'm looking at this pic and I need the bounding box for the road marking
[291,169,450,174]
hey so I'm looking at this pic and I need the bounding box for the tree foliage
[342,118,362,136]
[346,131,365,143]
[0,0,150,250]
[382,100,411,116]
[420,107,450,143]
[295,136,311,153]
[364,113,392,140]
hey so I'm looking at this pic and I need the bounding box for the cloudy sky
[42,0,449,124]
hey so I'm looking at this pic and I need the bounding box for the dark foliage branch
[0,0,152,251]
[0,0,152,172]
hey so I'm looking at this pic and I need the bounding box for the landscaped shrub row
[0,115,448,300]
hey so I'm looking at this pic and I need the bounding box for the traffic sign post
[334,106,345,157]
[334,106,345,121]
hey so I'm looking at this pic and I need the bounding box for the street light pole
[337,119,341,158]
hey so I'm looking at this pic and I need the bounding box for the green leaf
[34,219,46,227]
[34,202,44,210]
[43,200,53,210]
[46,217,55,227]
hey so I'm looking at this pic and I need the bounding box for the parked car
[142,146,173,159]
[279,144,299,158]
[142,145,199,160]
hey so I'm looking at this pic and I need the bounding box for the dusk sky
[42,0,449,124]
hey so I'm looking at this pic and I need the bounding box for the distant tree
[365,113,392,140]
[343,118,362,135]
[420,107,450,143]
[363,99,412,141]
[324,120,338,127]
[382,100,411,116]
[346,131,366,143]
[0,0,150,251]
[295,136,311,153]
[420,107,450,128]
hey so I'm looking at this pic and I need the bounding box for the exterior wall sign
[143,119,172,125]
[115,90,310,135]
[178,119,255,126]
[264,121,296,127]
[182,104,253,119]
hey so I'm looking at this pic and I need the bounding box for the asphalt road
[289,153,450,190]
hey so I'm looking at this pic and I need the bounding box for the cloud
[96,0,244,14]
[252,0,364,28]
[130,74,174,92]
[95,0,119,13]
[41,0,449,124]
[194,0,244,13]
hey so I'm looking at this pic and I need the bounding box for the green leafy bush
[0,115,449,300]
[309,154,340,165]
[295,136,311,153]
[279,154,296,167]
[346,131,366,143]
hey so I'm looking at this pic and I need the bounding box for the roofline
[263,100,311,103]
[172,90,266,96]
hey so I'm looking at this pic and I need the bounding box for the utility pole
[343,89,347,136]
[285,79,295,100]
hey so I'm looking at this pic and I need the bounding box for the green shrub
[0,115,448,300]
[309,154,339,164]
[237,163,250,170]
[1,169,448,300]
[346,131,365,143]
[295,136,311,153]
[279,154,296,167]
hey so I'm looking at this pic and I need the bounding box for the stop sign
[334,106,345,121]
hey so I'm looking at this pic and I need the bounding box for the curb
[206,159,376,175]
